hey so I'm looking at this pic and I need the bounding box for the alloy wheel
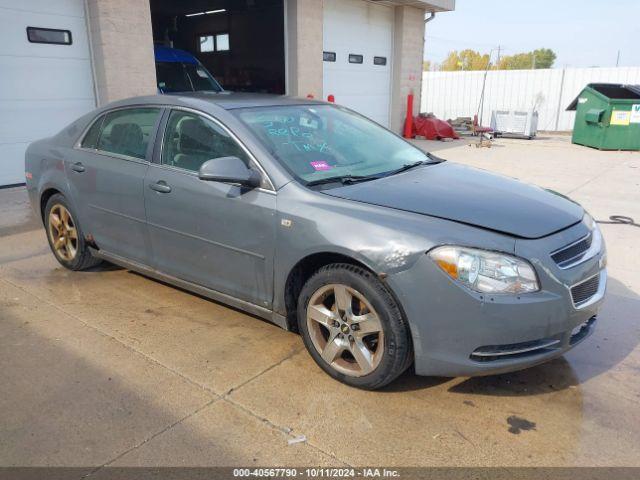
[306,283,384,377]
[48,204,78,261]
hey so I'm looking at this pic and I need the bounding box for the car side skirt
[92,249,289,331]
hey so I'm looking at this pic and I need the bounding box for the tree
[438,48,557,72]
[423,60,433,71]
[532,48,556,69]
[441,49,491,71]
[498,52,533,70]
[498,48,556,70]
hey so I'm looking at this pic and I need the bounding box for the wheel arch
[39,187,64,223]
[283,251,406,334]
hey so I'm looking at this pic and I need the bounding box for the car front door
[143,108,277,308]
[65,107,162,265]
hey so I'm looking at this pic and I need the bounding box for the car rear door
[143,108,277,308]
[65,107,162,265]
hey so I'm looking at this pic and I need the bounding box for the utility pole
[496,45,501,69]
[616,50,621,67]
[478,47,497,126]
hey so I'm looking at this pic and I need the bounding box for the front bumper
[387,221,607,377]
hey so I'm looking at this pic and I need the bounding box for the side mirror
[198,156,261,188]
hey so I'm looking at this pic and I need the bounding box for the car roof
[178,92,326,110]
[104,92,325,112]
[154,45,199,64]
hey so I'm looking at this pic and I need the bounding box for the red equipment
[473,115,493,136]
[403,93,414,138]
[412,115,460,141]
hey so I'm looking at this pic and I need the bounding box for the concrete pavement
[1,134,639,468]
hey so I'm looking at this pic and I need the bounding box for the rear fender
[26,141,73,220]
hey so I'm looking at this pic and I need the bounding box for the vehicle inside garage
[150,0,286,94]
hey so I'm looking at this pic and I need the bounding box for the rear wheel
[298,264,412,390]
[44,194,101,271]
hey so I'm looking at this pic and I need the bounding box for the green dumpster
[567,83,640,151]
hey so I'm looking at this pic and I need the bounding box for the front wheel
[298,264,413,390]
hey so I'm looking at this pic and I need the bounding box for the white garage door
[323,0,394,127]
[0,0,95,186]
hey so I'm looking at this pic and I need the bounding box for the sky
[424,0,640,69]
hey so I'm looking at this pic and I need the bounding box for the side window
[80,115,104,149]
[162,110,250,172]
[96,108,161,160]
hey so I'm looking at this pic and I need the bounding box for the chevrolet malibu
[25,93,607,389]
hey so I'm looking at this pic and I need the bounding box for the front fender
[271,182,516,318]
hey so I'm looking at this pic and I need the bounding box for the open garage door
[323,0,394,127]
[0,0,95,187]
[150,0,286,95]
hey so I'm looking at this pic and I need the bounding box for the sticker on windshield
[300,117,318,129]
[310,161,332,171]
[196,68,208,78]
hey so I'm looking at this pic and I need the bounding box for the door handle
[70,162,85,173]
[149,181,172,194]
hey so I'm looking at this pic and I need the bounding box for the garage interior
[150,0,286,94]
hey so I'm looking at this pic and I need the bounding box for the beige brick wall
[286,0,324,99]
[86,0,157,105]
[390,6,426,133]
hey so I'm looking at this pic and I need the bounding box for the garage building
[0,0,454,187]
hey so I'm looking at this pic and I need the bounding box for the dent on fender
[358,239,427,275]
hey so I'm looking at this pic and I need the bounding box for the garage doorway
[150,0,286,94]
[323,0,394,127]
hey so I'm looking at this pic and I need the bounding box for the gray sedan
[25,93,607,389]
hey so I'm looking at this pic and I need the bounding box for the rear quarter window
[80,116,105,149]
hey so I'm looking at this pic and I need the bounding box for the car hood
[322,162,584,239]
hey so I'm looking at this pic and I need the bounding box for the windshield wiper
[306,155,446,188]
[306,175,380,187]
[386,161,427,176]
[383,155,446,178]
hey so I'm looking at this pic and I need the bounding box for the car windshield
[236,105,431,186]
[156,62,223,93]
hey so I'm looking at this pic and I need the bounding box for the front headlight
[428,246,539,294]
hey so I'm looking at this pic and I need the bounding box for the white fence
[421,67,640,131]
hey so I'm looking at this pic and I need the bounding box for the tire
[298,263,413,390]
[44,193,102,271]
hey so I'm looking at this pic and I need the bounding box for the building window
[199,33,230,53]
[27,27,72,45]
[216,33,230,51]
[374,56,387,66]
[323,51,336,62]
[199,35,215,52]
[348,54,363,64]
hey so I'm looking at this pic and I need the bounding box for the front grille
[551,234,592,268]
[571,274,600,306]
